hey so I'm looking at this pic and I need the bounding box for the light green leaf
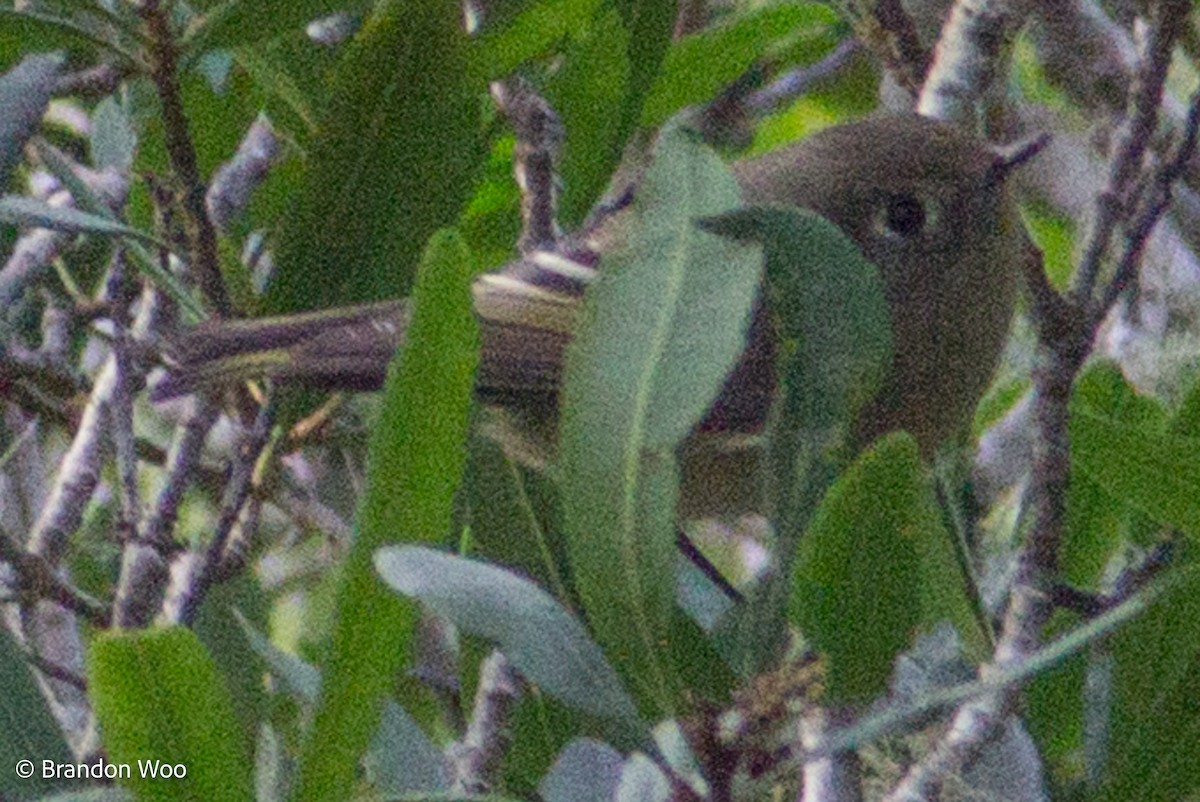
[641,2,835,126]
[471,0,602,79]
[0,195,159,244]
[87,628,254,802]
[296,230,478,802]
[557,122,759,715]
[375,546,641,727]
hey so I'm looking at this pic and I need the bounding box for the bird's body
[157,115,1027,503]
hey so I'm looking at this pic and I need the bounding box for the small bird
[155,114,1033,515]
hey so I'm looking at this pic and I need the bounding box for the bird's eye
[874,191,939,240]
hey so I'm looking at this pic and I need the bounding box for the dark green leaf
[0,626,74,798]
[702,203,889,671]
[87,628,254,802]
[1100,567,1200,802]
[264,0,480,314]
[1070,405,1200,541]
[790,434,924,702]
[547,8,630,227]
[703,205,889,432]
[184,0,362,54]
[609,0,673,144]
[375,546,642,727]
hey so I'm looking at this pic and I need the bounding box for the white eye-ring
[873,191,941,240]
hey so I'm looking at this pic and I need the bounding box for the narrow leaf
[296,230,478,801]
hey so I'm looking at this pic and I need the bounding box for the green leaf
[1100,567,1200,802]
[87,628,254,802]
[375,546,642,728]
[557,122,760,716]
[184,0,358,54]
[362,700,448,795]
[0,195,160,245]
[90,96,138,173]
[704,205,890,433]
[471,0,603,79]
[233,610,320,705]
[641,3,835,127]
[264,0,480,314]
[701,204,890,670]
[538,738,624,802]
[0,9,140,66]
[789,433,924,702]
[0,52,62,190]
[547,8,631,227]
[0,626,74,798]
[464,425,572,604]
[296,229,478,802]
[610,0,674,143]
[1070,403,1200,542]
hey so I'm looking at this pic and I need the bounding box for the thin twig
[448,650,524,794]
[139,1,230,316]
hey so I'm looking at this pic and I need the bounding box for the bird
[153,114,1032,517]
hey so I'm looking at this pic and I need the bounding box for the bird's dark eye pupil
[885,193,925,237]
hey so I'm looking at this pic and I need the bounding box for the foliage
[1,1,1199,801]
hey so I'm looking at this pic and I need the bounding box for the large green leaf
[700,204,890,671]
[264,0,480,314]
[375,546,642,729]
[296,230,478,802]
[557,122,760,716]
[789,434,923,702]
[87,628,254,802]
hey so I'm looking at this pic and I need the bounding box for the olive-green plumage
[733,115,1023,454]
[158,114,1028,512]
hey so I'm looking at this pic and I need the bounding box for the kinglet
[155,114,1033,513]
